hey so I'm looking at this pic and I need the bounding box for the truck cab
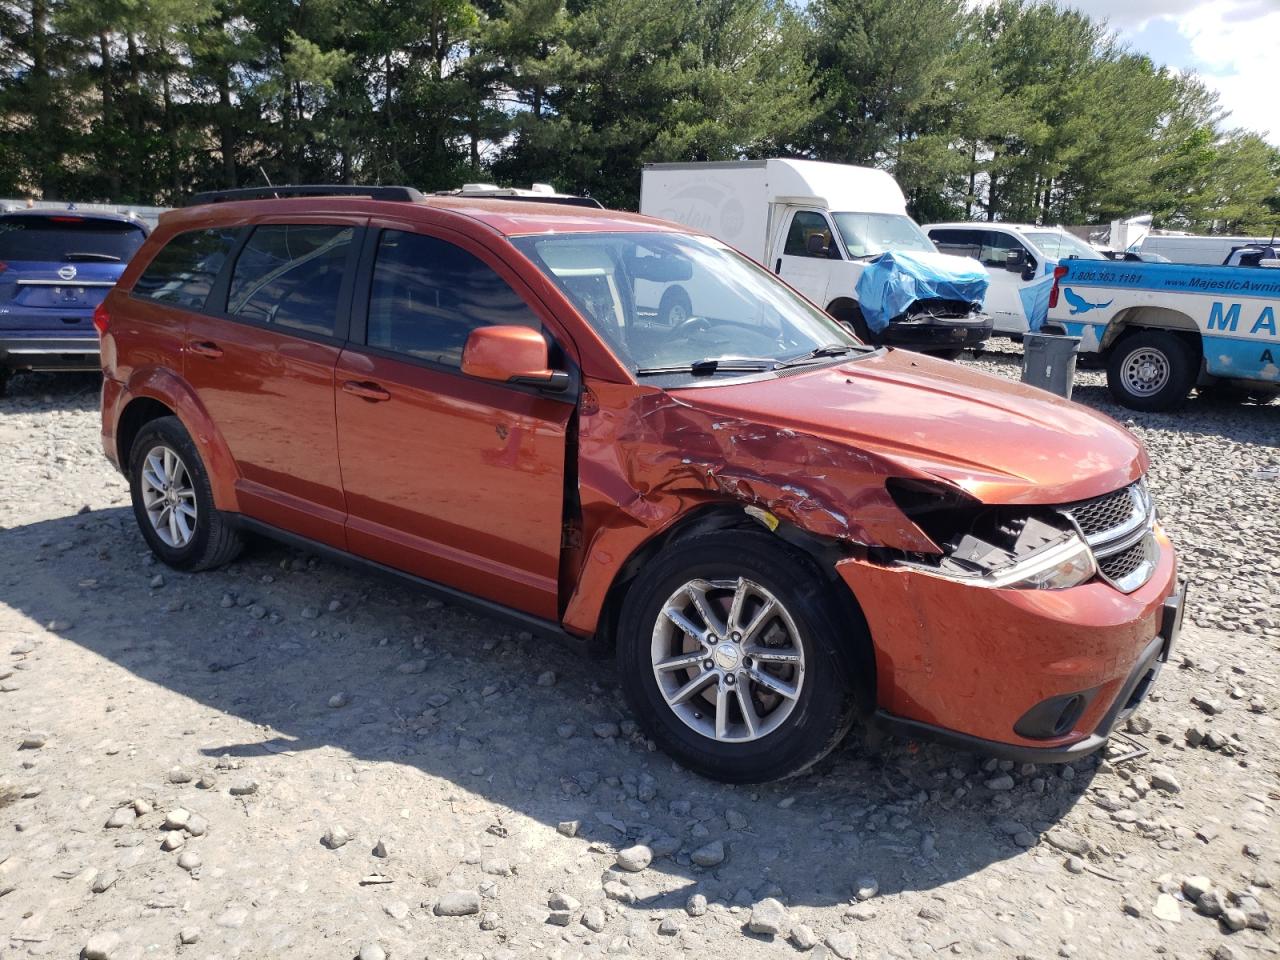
[641,160,991,356]
[927,222,1108,336]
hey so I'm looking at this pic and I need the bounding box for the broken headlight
[886,478,1097,590]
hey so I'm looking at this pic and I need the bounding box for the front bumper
[0,333,100,371]
[837,525,1181,762]
[876,313,993,351]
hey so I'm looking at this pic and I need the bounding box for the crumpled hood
[672,349,1146,508]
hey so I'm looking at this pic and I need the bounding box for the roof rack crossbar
[188,185,424,206]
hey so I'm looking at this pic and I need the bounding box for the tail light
[1047,265,1069,309]
[92,302,110,336]
[0,261,7,273]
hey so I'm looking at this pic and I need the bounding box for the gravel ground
[0,350,1276,960]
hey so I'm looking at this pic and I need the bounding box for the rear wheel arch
[116,397,177,471]
[1101,306,1202,354]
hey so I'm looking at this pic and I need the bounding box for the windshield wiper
[636,356,776,377]
[63,252,122,263]
[776,343,865,368]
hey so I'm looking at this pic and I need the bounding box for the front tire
[128,416,243,571]
[1105,330,1198,411]
[616,530,862,783]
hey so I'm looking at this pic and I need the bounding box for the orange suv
[99,185,1185,783]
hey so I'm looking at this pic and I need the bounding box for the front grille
[1097,534,1157,592]
[1060,480,1157,593]
[1065,481,1148,545]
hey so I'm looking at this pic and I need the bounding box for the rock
[1198,891,1226,917]
[1181,876,1213,901]
[397,659,427,674]
[691,839,726,867]
[855,876,879,901]
[583,906,607,932]
[91,871,119,893]
[1065,855,1085,874]
[1122,896,1142,918]
[1148,764,1181,794]
[186,815,209,837]
[557,820,580,837]
[985,774,1015,791]
[161,830,185,851]
[162,808,190,831]
[826,930,859,959]
[593,722,620,739]
[658,917,681,936]
[550,892,581,912]
[479,911,499,930]
[1045,829,1091,856]
[229,780,258,796]
[790,924,818,951]
[179,928,201,945]
[18,732,48,749]
[748,897,789,936]
[1221,908,1248,932]
[1124,714,1152,735]
[150,574,165,588]
[383,900,410,920]
[1152,893,1182,923]
[83,931,122,959]
[358,943,386,960]
[104,806,136,829]
[328,692,349,708]
[616,844,652,872]
[604,880,636,904]
[686,893,708,916]
[322,825,351,849]
[372,838,390,858]
[1192,695,1222,715]
[167,766,193,784]
[537,670,557,686]
[480,857,512,876]
[177,850,201,871]
[434,890,481,916]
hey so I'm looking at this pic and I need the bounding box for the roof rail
[187,185,424,206]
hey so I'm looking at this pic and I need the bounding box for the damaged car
[98,185,1184,783]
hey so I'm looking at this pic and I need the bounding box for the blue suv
[0,208,148,393]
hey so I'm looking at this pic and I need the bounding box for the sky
[1060,0,1280,145]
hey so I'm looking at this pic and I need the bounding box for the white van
[640,160,991,354]
[927,222,1109,335]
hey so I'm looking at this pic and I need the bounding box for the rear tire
[128,416,243,571]
[657,287,692,326]
[1105,330,1198,411]
[616,530,862,783]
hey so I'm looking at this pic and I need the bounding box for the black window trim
[348,224,579,402]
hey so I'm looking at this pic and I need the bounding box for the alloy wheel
[139,444,198,548]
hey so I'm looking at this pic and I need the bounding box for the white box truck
[639,159,992,354]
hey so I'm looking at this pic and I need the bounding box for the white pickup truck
[1045,258,1280,410]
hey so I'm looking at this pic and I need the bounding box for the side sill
[229,515,602,660]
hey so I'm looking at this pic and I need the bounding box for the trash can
[1021,333,1081,399]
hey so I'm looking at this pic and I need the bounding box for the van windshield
[832,212,936,258]
[512,231,865,379]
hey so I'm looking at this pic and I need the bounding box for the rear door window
[0,215,146,263]
[227,224,354,338]
[133,227,240,309]
[366,230,539,368]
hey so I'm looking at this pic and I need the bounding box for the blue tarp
[854,250,989,333]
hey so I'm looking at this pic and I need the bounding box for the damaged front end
[884,478,1097,591]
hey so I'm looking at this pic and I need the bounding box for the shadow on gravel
[0,370,102,412]
[2,506,1098,910]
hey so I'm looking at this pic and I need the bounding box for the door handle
[775,258,782,274]
[189,341,223,359]
[342,380,391,402]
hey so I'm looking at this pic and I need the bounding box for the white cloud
[1177,0,1280,141]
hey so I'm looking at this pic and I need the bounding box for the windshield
[831,212,936,258]
[1024,231,1106,261]
[512,232,863,378]
[0,215,146,263]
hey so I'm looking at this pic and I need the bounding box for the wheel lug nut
[725,674,735,686]
[703,659,714,670]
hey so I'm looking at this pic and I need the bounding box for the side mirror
[461,325,570,392]
[1004,249,1027,272]
[805,233,828,256]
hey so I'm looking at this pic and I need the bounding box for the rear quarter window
[133,227,240,310]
